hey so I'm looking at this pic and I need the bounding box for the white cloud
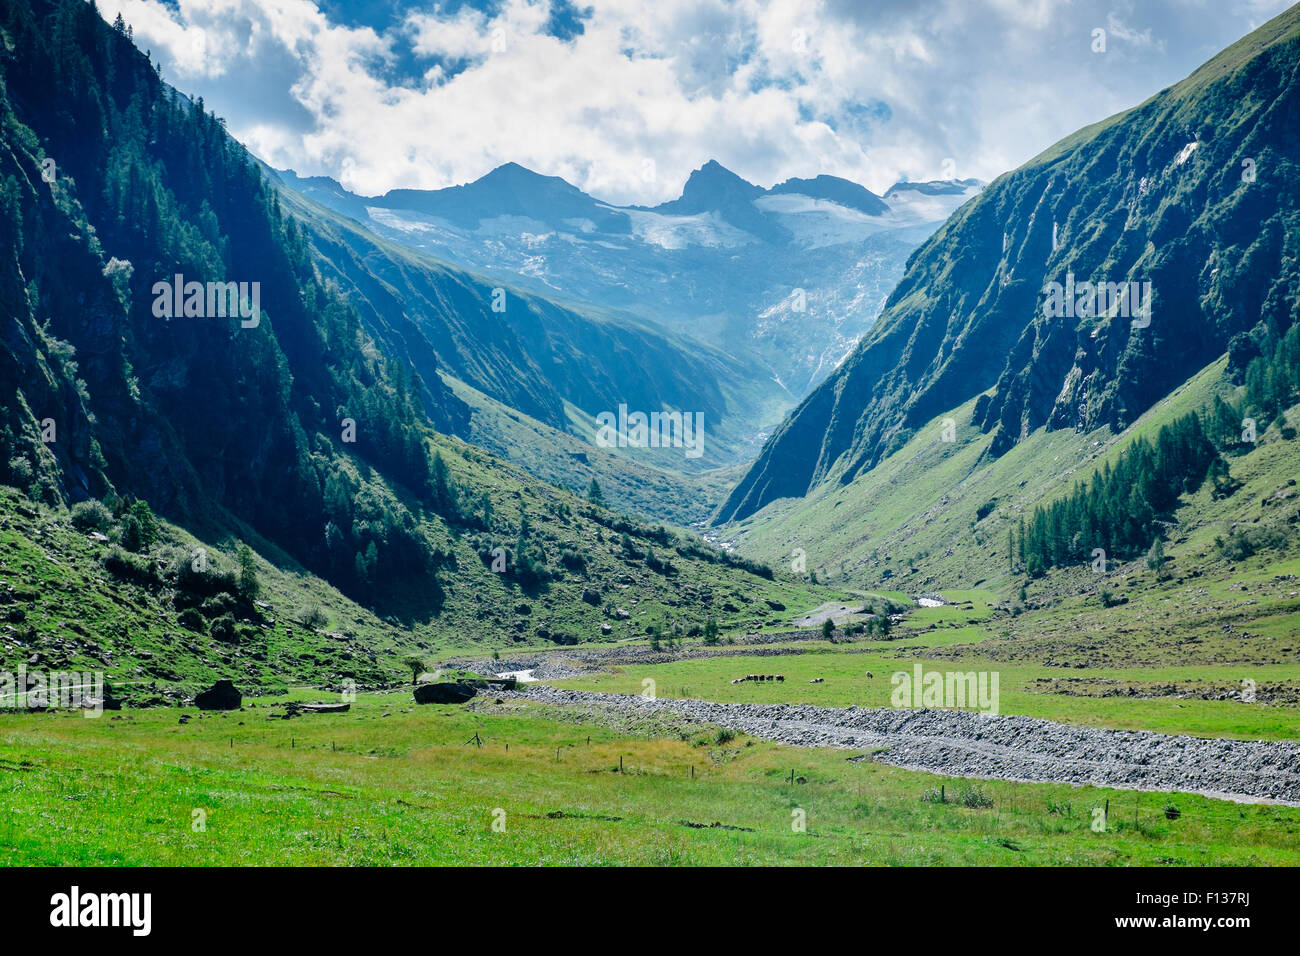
[1106,12,1165,50]
[95,0,1300,204]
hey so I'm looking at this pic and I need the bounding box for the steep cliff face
[0,130,121,503]
[718,7,1300,524]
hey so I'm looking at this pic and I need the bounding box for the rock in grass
[195,679,242,711]
[413,682,477,705]
[284,701,351,716]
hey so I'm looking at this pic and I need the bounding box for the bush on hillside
[70,499,112,533]
[177,608,207,633]
[209,614,238,644]
[102,545,161,587]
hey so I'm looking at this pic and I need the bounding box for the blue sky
[99,0,1298,204]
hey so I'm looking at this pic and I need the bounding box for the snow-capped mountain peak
[274,161,983,399]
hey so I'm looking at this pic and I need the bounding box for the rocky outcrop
[413,682,477,705]
[195,680,242,711]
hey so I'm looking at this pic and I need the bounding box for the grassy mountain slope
[443,373,740,527]
[0,0,443,586]
[722,355,1300,677]
[724,356,1232,586]
[0,486,413,698]
[719,4,1300,523]
[0,420,846,699]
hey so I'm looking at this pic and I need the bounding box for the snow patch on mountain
[755,192,894,248]
[879,181,983,225]
[622,207,754,250]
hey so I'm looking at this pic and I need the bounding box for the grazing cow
[810,678,824,684]
[865,671,874,679]
[776,675,785,682]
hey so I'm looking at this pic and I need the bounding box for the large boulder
[195,679,242,710]
[413,682,477,705]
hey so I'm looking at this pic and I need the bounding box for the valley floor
[5,614,1300,865]
[2,689,1298,866]
[4,584,1297,866]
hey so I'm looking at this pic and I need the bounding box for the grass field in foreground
[3,691,1298,866]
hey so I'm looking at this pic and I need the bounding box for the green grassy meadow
[4,689,1298,866]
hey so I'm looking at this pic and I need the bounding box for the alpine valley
[2,0,1300,870]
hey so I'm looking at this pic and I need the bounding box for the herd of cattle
[730,672,873,686]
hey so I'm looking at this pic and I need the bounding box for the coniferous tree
[1147,537,1167,578]
[1020,411,1223,575]
[236,543,260,601]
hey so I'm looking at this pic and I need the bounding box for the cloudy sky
[98,0,1297,204]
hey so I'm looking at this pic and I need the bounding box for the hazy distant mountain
[373,162,633,234]
[641,159,791,243]
[768,174,892,216]
[268,173,767,472]
[275,163,981,402]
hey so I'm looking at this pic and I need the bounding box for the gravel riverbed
[512,685,1300,805]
